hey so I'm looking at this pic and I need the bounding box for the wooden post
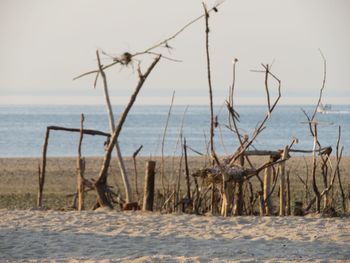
[279,145,288,216]
[37,127,50,207]
[263,163,272,215]
[286,170,291,215]
[184,138,191,202]
[234,180,244,216]
[143,161,156,211]
[77,114,85,211]
[293,201,303,216]
[210,183,215,215]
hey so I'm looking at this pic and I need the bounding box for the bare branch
[94,55,161,207]
[203,3,220,166]
[311,49,327,121]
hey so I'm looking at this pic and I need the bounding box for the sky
[0,0,349,105]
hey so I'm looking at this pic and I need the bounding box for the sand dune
[1,209,349,262]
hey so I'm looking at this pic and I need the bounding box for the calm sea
[0,105,349,157]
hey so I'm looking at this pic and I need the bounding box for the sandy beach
[1,209,349,262]
[0,156,349,261]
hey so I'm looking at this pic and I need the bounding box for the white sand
[0,209,349,262]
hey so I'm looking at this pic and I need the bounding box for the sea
[0,105,349,157]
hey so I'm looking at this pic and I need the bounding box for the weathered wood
[37,127,50,207]
[77,158,85,210]
[96,50,133,205]
[311,124,321,213]
[221,181,235,217]
[132,145,143,201]
[233,179,244,216]
[293,201,303,216]
[143,161,156,211]
[263,164,272,215]
[244,150,281,158]
[184,138,191,202]
[77,114,85,211]
[279,145,288,216]
[94,56,161,208]
[47,126,110,137]
[286,170,291,215]
[203,3,220,166]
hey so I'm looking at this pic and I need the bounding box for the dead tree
[301,50,327,213]
[72,1,226,208]
[96,50,133,205]
[94,56,161,208]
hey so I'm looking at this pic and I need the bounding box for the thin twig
[161,91,176,195]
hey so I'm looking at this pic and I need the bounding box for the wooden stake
[37,127,50,207]
[279,145,288,216]
[184,138,191,202]
[286,170,291,215]
[133,145,143,202]
[263,162,272,215]
[77,114,85,211]
[143,161,156,211]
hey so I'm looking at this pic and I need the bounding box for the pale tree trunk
[94,55,161,208]
[96,50,132,204]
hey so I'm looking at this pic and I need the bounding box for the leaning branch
[94,56,161,207]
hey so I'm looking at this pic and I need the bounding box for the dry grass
[0,156,349,212]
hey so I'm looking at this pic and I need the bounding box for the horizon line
[0,95,349,106]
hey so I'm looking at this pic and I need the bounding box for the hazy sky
[0,0,349,105]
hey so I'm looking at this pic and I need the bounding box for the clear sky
[0,0,349,105]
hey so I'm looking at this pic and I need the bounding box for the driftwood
[96,50,133,204]
[279,145,289,216]
[37,125,110,208]
[263,159,273,215]
[37,127,50,207]
[76,114,85,211]
[143,161,156,211]
[94,56,161,208]
[132,145,143,201]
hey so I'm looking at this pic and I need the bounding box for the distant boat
[317,103,332,114]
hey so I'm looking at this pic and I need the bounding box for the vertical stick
[203,3,219,166]
[161,91,175,196]
[263,162,272,215]
[312,123,321,212]
[37,127,50,207]
[233,154,245,216]
[143,161,156,211]
[279,145,288,216]
[184,138,191,201]
[77,114,85,211]
[132,145,143,202]
[335,126,346,213]
[234,180,244,216]
[286,170,291,216]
